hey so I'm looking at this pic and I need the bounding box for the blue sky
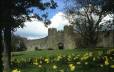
[14,0,113,40]
[30,0,65,19]
[14,0,70,39]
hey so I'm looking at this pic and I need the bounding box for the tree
[102,0,114,13]
[0,27,3,72]
[0,0,57,72]
[11,35,27,52]
[65,0,110,48]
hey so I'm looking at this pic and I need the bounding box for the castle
[24,25,114,51]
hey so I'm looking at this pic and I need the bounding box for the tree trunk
[3,27,11,72]
[0,29,3,72]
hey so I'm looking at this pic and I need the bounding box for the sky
[14,12,70,39]
[14,0,70,40]
[14,0,113,40]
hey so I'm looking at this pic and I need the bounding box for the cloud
[14,12,69,40]
[14,19,48,40]
[100,14,113,24]
[99,14,114,30]
[48,12,70,30]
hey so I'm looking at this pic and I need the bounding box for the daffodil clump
[11,48,114,72]
[57,55,62,61]
[69,64,75,71]
[33,58,39,65]
[80,52,90,61]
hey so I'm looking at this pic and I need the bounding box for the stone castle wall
[25,37,48,51]
[97,31,114,48]
[24,25,114,51]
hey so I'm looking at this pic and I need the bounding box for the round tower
[64,25,76,49]
[47,28,58,49]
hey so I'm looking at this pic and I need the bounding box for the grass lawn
[11,48,114,72]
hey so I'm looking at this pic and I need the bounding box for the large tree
[0,27,3,72]
[65,0,113,48]
[0,0,57,72]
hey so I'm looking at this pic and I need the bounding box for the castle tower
[64,25,76,49]
[47,28,58,49]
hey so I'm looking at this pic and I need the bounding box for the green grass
[11,48,106,60]
[11,48,114,72]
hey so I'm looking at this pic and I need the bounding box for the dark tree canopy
[0,0,57,29]
[0,0,57,72]
[102,0,114,12]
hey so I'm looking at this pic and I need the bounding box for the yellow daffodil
[53,65,57,69]
[104,56,109,65]
[33,62,38,65]
[33,58,39,65]
[89,52,93,57]
[93,57,96,61]
[40,61,42,64]
[38,65,42,68]
[59,69,64,72]
[81,56,89,61]
[57,55,62,61]
[110,57,112,60]
[110,65,114,68]
[67,58,71,61]
[45,58,49,63]
[12,69,21,72]
[71,53,75,56]
[76,62,81,65]
[68,55,71,58]
[69,64,75,71]
[105,60,109,65]
[85,62,88,65]
[73,57,76,60]
[100,64,103,67]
